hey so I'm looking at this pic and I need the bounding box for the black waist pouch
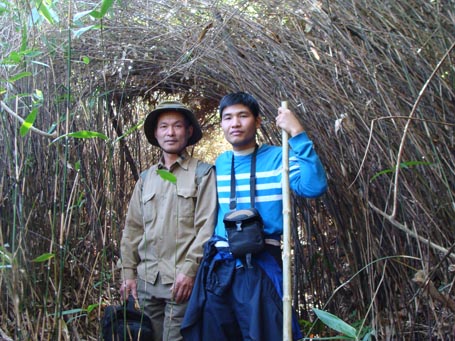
[223,208,265,258]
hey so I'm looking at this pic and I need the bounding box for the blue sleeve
[288,132,327,198]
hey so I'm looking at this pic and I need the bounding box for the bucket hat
[144,100,203,147]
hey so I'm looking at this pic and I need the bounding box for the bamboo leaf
[20,107,38,137]
[8,71,32,82]
[73,9,93,21]
[0,246,13,265]
[34,89,44,102]
[32,253,55,262]
[0,1,11,15]
[90,0,114,19]
[36,0,59,24]
[86,303,100,313]
[313,308,357,339]
[1,49,42,65]
[113,121,144,143]
[57,308,85,316]
[72,25,100,38]
[89,10,103,19]
[1,51,23,65]
[156,169,177,184]
[51,130,109,143]
[31,60,50,68]
[99,0,115,16]
[370,161,433,182]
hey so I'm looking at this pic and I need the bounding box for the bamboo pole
[281,100,292,341]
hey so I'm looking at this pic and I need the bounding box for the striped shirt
[214,132,327,238]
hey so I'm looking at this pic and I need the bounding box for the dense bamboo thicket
[1,0,454,339]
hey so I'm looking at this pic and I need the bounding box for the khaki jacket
[120,153,217,285]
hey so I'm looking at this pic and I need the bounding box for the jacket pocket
[142,192,156,224]
[176,187,197,219]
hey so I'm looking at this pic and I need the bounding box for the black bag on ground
[223,208,265,257]
[101,295,153,341]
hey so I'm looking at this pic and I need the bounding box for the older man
[120,101,217,340]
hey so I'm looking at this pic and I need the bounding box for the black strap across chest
[229,145,258,210]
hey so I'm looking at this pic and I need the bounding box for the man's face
[154,111,193,154]
[220,104,261,151]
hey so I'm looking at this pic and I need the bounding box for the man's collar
[157,150,190,170]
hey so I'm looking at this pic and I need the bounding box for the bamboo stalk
[281,100,292,341]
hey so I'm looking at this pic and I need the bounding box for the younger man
[181,92,327,340]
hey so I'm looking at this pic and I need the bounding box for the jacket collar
[157,150,190,171]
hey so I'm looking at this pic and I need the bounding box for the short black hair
[219,92,260,118]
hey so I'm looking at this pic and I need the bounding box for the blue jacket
[181,236,302,340]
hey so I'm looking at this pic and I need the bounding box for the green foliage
[52,302,100,322]
[113,120,144,143]
[18,89,44,136]
[33,0,59,25]
[51,130,109,143]
[156,169,177,184]
[72,25,101,39]
[0,49,42,66]
[6,71,32,82]
[313,308,357,339]
[0,0,11,15]
[73,0,115,21]
[90,0,115,19]
[0,246,13,269]
[32,253,55,262]
[19,107,38,136]
[370,160,433,182]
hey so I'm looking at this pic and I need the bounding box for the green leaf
[57,308,85,316]
[89,10,102,19]
[73,9,93,21]
[99,0,115,16]
[313,308,357,339]
[156,169,177,184]
[0,246,13,265]
[82,56,90,64]
[0,0,11,15]
[113,120,144,143]
[362,330,376,341]
[89,0,114,19]
[1,51,23,65]
[31,60,50,68]
[20,107,38,137]
[34,89,44,102]
[1,49,42,65]
[370,161,433,182]
[32,253,55,262]
[86,303,100,313]
[72,25,100,39]
[8,71,32,82]
[36,0,59,24]
[51,130,109,143]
